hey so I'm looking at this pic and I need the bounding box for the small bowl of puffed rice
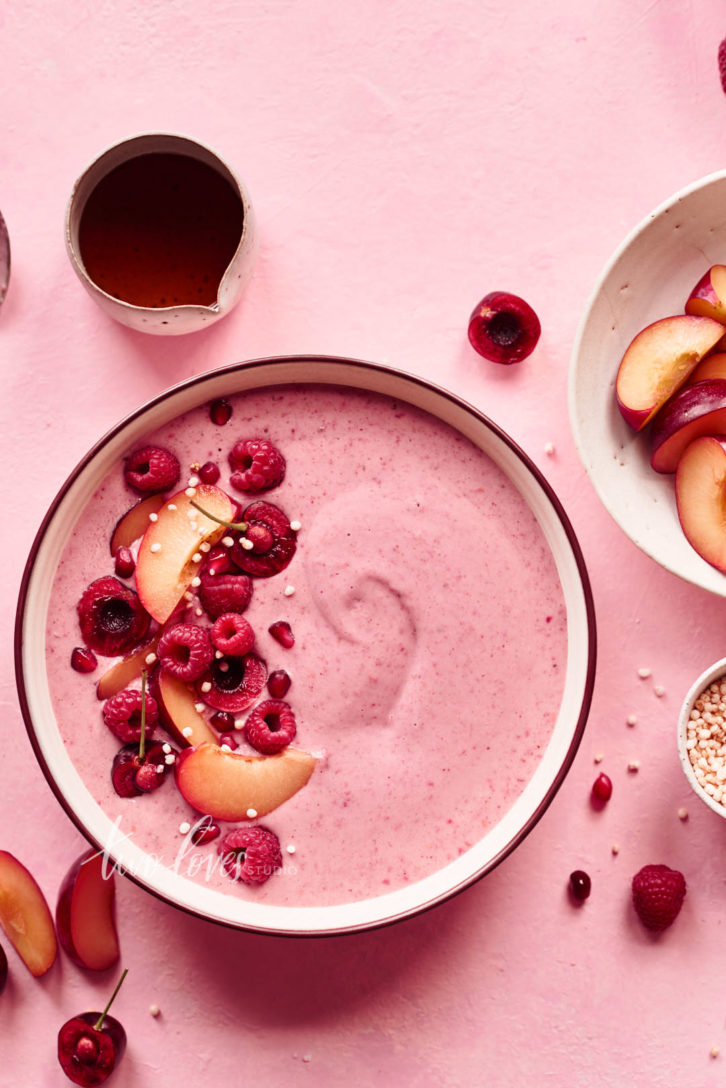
[678,657,726,817]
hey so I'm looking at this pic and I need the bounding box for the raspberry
[230,501,297,578]
[198,460,220,485]
[218,826,282,885]
[198,570,253,619]
[632,864,686,932]
[103,688,158,744]
[210,398,232,426]
[719,37,726,95]
[197,652,267,713]
[77,576,151,656]
[229,438,286,493]
[158,623,213,681]
[244,699,297,754]
[267,669,291,699]
[124,445,180,494]
[211,613,255,656]
[71,647,97,674]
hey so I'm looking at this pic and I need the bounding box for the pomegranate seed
[70,646,97,673]
[269,621,294,649]
[219,732,239,750]
[199,461,221,485]
[114,546,136,578]
[209,398,232,426]
[191,818,221,846]
[267,669,291,698]
[211,710,235,733]
[569,870,591,901]
[591,773,613,803]
[205,545,236,577]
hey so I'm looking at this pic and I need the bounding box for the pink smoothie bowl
[14,356,596,936]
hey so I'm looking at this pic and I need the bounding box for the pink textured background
[3,1,726,1084]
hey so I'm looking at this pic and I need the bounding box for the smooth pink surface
[3,2,726,1085]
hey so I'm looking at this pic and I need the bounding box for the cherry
[569,870,592,902]
[591,773,613,803]
[110,672,172,797]
[58,968,128,1086]
[467,291,541,364]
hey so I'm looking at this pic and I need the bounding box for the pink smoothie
[45,384,567,907]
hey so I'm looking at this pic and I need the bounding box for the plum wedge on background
[56,849,119,972]
[0,850,57,976]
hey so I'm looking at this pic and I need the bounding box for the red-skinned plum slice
[615,315,724,431]
[0,851,57,977]
[676,435,726,571]
[56,849,120,972]
[685,265,726,324]
[650,379,726,473]
[175,743,317,820]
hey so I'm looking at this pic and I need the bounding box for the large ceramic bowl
[16,356,595,936]
[569,170,726,596]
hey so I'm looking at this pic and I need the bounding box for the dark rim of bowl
[14,354,597,939]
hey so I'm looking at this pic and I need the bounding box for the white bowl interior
[569,170,726,596]
[677,656,726,818]
[18,357,594,934]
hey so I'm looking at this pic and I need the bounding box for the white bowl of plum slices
[570,169,726,595]
[16,356,595,935]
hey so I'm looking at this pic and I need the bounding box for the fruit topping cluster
[614,264,726,571]
[71,416,313,889]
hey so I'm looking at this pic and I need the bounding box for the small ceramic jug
[65,133,258,335]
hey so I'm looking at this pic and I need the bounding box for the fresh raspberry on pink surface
[631,864,686,932]
[231,500,297,578]
[218,826,282,885]
[158,623,213,681]
[228,437,286,493]
[244,699,297,754]
[103,688,158,744]
[77,575,151,656]
[211,613,255,656]
[719,37,726,94]
[198,570,253,619]
[124,445,180,494]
